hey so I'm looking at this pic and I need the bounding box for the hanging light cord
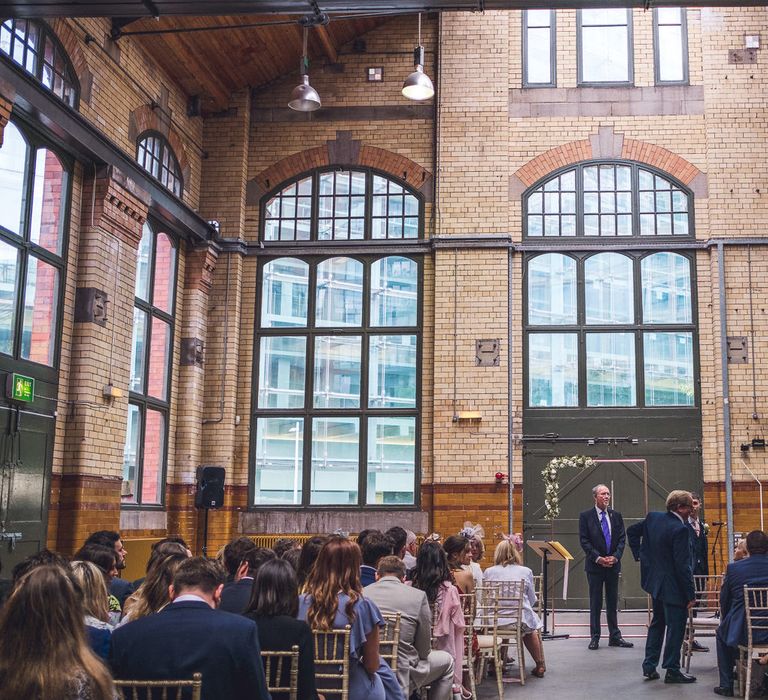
[301,26,309,74]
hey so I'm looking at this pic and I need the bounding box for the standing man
[688,492,710,652]
[579,484,633,650]
[627,490,697,684]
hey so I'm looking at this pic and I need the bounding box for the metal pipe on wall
[717,241,735,561]
[508,247,514,535]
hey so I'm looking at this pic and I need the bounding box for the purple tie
[601,510,611,552]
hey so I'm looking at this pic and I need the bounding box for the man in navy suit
[628,490,697,684]
[687,492,710,652]
[713,530,768,696]
[578,483,633,650]
[219,542,275,614]
[111,557,271,700]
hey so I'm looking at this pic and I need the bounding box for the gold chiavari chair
[114,673,202,700]
[312,625,351,700]
[738,586,768,700]
[683,574,722,672]
[261,646,299,700]
[380,612,402,675]
[480,580,527,688]
[459,591,478,699]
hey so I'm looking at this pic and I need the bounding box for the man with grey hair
[579,483,632,650]
[628,490,696,685]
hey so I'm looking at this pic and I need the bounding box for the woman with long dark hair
[410,540,468,698]
[442,535,475,595]
[0,564,115,700]
[120,550,189,623]
[298,535,403,700]
[296,535,328,589]
[243,558,318,699]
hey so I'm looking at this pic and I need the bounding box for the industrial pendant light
[402,13,434,101]
[289,26,321,112]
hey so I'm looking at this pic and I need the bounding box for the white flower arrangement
[541,455,596,520]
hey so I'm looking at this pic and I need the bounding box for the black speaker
[195,466,225,509]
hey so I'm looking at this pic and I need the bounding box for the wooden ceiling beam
[314,25,338,64]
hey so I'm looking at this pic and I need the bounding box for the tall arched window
[524,162,696,409]
[136,131,183,197]
[0,19,79,108]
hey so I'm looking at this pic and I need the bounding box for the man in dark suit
[578,483,633,650]
[713,530,768,697]
[111,557,271,700]
[220,543,275,614]
[628,490,697,684]
[687,492,710,652]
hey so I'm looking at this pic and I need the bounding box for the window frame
[522,9,556,88]
[0,117,72,382]
[123,220,179,509]
[135,130,184,198]
[576,8,634,87]
[523,249,699,411]
[250,252,423,510]
[259,167,425,244]
[0,19,80,109]
[653,7,689,86]
[522,160,695,243]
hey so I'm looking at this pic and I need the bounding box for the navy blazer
[688,522,709,576]
[110,600,271,700]
[719,553,768,648]
[578,507,626,574]
[219,577,255,614]
[627,511,695,606]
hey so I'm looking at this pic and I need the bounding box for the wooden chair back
[379,612,401,674]
[261,646,299,700]
[312,625,351,700]
[738,586,768,699]
[114,673,202,700]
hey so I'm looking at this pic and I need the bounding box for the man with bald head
[579,483,632,650]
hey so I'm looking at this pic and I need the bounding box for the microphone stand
[711,522,725,577]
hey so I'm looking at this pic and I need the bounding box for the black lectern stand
[527,540,571,640]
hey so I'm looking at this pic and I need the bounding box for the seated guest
[11,548,69,588]
[365,555,454,700]
[403,531,418,571]
[70,560,114,661]
[483,538,546,678]
[131,536,191,590]
[297,535,328,589]
[410,540,468,699]
[222,536,258,581]
[83,530,130,607]
[300,535,404,700]
[459,523,485,590]
[443,535,475,595]
[273,538,300,558]
[74,544,122,622]
[714,530,768,697]
[121,550,189,623]
[361,532,393,587]
[111,557,271,700]
[221,545,275,614]
[283,547,301,573]
[0,564,115,700]
[386,526,408,560]
[244,558,318,699]
[735,538,749,561]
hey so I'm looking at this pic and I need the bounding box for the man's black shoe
[609,638,634,648]
[588,639,599,650]
[691,640,710,652]
[643,670,660,681]
[664,670,697,684]
[713,687,734,697]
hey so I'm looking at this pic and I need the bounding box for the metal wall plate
[476,338,500,367]
[727,335,749,363]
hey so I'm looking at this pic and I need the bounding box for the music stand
[527,540,572,640]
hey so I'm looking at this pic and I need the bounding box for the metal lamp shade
[402,65,434,101]
[288,75,321,112]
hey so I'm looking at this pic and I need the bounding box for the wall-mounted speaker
[195,465,225,509]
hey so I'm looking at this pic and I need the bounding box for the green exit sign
[7,373,35,402]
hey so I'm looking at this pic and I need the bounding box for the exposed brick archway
[246,130,433,205]
[512,126,707,197]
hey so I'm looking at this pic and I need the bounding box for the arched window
[136,131,183,197]
[524,162,692,239]
[253,253,420,507]
[262,169,422,242]
[122,222,177,506]
[525,249,696,408]
[0,120,69,369]
[0,19,79,108]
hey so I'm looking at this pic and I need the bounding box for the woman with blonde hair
[298,535,403,700]
[121,549,189,623]
[0,564,115,700]
[483,537,546,678]
[70,560,113,660]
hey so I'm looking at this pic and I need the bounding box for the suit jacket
[627,511,695,606]
[360,565,377,588]
[719,553,768,648]
[219,577,255,614]
[688,521,709,576]
[110,600,271,700]
[578,507,626,574]
[363,576,432,693]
